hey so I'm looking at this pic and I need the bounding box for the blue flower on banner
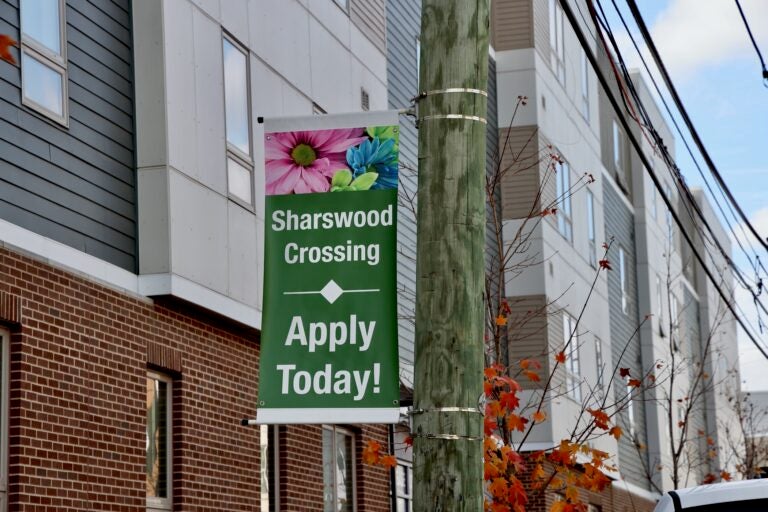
[346,137,398,190]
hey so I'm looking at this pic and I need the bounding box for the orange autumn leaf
[555,351,566,364]
[677,420,686,428]
[532,463,546,480]
[619,367,631,378]
[506,413,528,432]
[550,503,567,512]
[495,314,508,326]
[588,408,610,430]
[403,435,413,448]
[489,477,508,499]
[720,470,731,481]
[532,410,547,423]
[702,473,717,484]
[706,436,715,446]
[598,259,612,270]
[565,485,579,502]
[523,369,541,382]
[628,378,642,388]
[0,34,17,65]
[380,454,397,469]
[499,390,520,411]
[609,425,622,440]
[484,366,498,379]
[362,439,382,465]
[520,358,541,370]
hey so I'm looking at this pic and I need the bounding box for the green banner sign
[257,112,401,424]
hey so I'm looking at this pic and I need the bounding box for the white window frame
[0,328,9,511]
[394,461,413,512]
[656,274,665,334]
[147,371,173,512]
[260,425,280,512]
[612,120,627,187]
[670,294,680,351]
[549,0,565,85]
[586,189,596,267]
[619,246,629,314]
[222,33,254,208]
[664,186,675,250]
[580,48,589,122]
[323,425,356,512]
[562,313,581,402]
[626,383,636,437]
[594,336,604,389]
[20,0,69,126]
[415,37,421,92]
[333,0,349,13]
[556,159,573,244]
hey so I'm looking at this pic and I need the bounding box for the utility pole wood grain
[413,1,489,510]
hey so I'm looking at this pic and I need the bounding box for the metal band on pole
[417,114,487,125]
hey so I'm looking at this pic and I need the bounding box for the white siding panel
[170,170,229,294]
[227,202,259,307]
[193,7,227,195]
[309,16,353,112]
[249,0,312,96]
[164,0,198,179]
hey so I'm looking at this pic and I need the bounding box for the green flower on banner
[366,125,399,154]
[330,169,379,191]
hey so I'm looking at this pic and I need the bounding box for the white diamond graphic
[320,280,344,304]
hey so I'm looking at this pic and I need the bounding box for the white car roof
[654,480,768,511]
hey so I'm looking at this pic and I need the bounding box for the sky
[604,0,768,390]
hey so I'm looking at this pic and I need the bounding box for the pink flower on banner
[265,128,367,195]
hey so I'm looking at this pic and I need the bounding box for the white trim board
[255,407,400,424]
[138,273,262,329]
[0,219,263,330]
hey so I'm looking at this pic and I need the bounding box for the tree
[630,253,735,491]
[721,391,768,479]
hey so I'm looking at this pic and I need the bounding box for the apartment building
[492,0,738,509]
[0,0,396,510]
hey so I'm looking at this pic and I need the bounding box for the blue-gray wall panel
[604,181,649,489]
[0,0,136,271]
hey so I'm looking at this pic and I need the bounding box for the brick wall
[0,245,390,510]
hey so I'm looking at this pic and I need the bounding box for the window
[415,37,421,92]
[20,0,68,125]
[395,462,413,512]
[549,0,565,84]
[612,120,627,187]
[670,294,680,351]
[147,372,172,511]
[664,186,675,250]
[618,246,629,314]
[323,425,355,512]
[580,48,589,121]
[594,337,604,389]
[260,425,279,511]
[360,88,369,111]
[626,383,635,437]
[586,189,596,267]
[0,328,8,510]
[223,35,253,206]
[556,160,573,243]
[656,274,664,334]
[562,313,581,402]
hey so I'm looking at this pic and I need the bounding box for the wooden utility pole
[412,1,489,510]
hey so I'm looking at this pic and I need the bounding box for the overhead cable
[559,0,768,359]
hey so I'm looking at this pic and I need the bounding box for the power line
[559,0,768,359]
[591,0,768,323]
[734,0,768,88]
[624,0,768,255]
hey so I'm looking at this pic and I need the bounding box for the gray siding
[0,0,136,271]
[387,0,420,368]
[351,0,386,50]
[603,181,649,489]
[491,0,534,51]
